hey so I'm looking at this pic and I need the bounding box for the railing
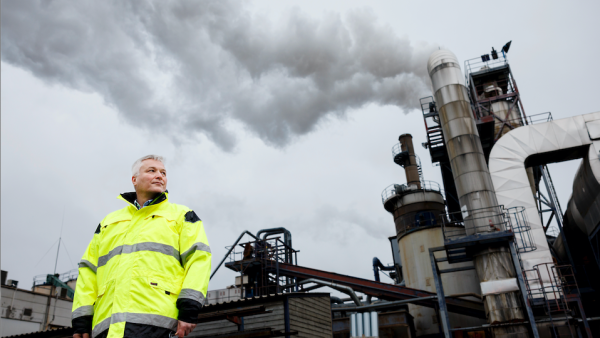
[33,269,79,287]
[226,237,300,297]
[464,55,509,80]
[227,237,298,267]
[381,181,442,205]
[526,112,553,125]
[442,205,536,253]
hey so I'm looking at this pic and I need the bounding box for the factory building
[1,271,73,337]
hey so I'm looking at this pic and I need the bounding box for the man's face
[132,159,167,195]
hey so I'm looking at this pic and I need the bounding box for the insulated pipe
[297,278,362,306]
[363,312,371,336]
[350,313,358,337]
[399,134,421,189]
[356,313,363,337]
[428,50,527,335]
[331,296,437,312]
[371,312,379,337]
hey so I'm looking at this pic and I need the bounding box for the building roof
[3,327,73,338]
[200,292,330,312]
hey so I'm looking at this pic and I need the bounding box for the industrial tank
[382,134,485,336]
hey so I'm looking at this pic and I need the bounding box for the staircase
[542,165,564,226]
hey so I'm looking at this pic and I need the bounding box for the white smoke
[1,1,435,150]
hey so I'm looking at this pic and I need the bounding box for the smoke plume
[1,1,435,150]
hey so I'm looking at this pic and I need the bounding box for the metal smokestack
[427,50,498,216]
[398,134,421,189]
[427,50,527,335]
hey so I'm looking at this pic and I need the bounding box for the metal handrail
[464,55,509,80]
[381,181,442,204]
[441,205,536,253]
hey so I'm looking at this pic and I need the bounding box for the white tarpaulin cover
[480,278,519,296]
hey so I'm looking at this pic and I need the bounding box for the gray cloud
[1,0,435,150]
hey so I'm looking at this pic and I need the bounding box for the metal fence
[381,180,442,205]
[442,205,536,253]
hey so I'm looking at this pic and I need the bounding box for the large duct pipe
[399,134,422,189]
[428,50,527,336]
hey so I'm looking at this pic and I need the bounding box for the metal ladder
[534,263,576,338]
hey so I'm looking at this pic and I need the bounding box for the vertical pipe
[370,312,379,337]
[399,134,421,189]
[428,50,527,335]
[283,297,290,338]
[350,313,357,337]
[356,313,363,337]
[363,312,371,337]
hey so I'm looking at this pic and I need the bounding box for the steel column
[429,247,451,338]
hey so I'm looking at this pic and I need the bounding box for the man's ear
[132,176,137,186]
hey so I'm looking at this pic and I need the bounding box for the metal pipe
[371,312,379,338]
[448,315,600,332]
[363,311,371,337]
[350,313,358,337]
[372,257,395,282]
[297,278,361,306]
[331,296,437,312]
[399,134,421,189]
[330,296,344,304]
[210,230,259,280]
[356,313,363,337]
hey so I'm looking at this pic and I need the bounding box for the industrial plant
[189,46,599,338]
[3,45,599,338]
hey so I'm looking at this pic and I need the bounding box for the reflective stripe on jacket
[72,192,211,338]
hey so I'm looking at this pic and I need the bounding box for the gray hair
[132,155,165,177]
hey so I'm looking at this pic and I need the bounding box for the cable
[34,239,60,267]
[60,239,76,269]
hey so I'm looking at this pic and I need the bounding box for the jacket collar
[118,191,168,208]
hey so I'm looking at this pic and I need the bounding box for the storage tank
[382,134,485,336]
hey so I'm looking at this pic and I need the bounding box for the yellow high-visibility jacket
[72,192,211,338]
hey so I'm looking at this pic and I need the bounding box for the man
[72,155,211,338]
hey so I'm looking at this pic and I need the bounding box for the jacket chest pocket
[144,212,179,233]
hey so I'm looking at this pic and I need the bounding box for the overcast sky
[2,0,599,293]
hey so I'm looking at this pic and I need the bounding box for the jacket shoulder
[165,203,201,223]
[101,207,133,225]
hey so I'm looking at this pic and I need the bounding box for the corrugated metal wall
[188,300,284,337]
[288,296,332,338]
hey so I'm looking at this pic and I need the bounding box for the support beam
[430,247,451,338]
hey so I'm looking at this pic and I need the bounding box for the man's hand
[73,334,90,338]
[175,320,197,337]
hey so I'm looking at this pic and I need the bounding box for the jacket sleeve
[72,224,100,334]
[177,210,212,323]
